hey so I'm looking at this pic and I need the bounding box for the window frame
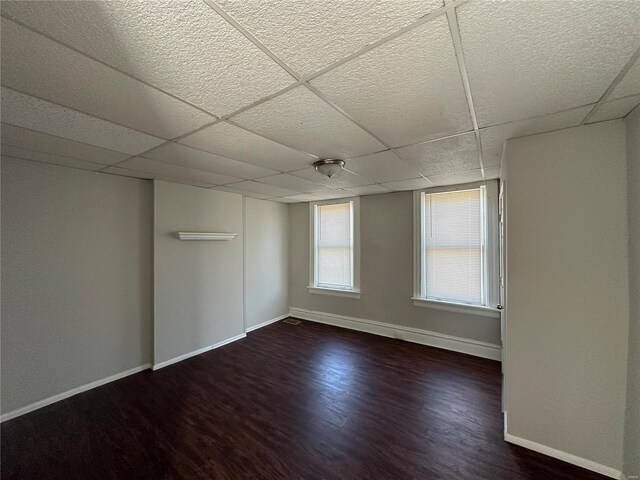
[308,197,361,299]
[412,181,499,318]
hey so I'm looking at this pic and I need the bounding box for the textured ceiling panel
[1,123,128,165]
[345,150,422,183]
[0,18,214,139]
[211,185,273,200]
[609,59,640,100]
[484,166,500,180]
[224,180,299,198]
[231,86,385,159]
[395,133,479,176]
[280,193,324,203]
[457,0,640,126]
[142,142,277,179]
[117,157,241,185]
[179,121,316,172]
[587,95,640,123]
[103,166,215,188]
[344,184,392,196]
[427,169,484,186]
[255,173,335,194]
[291,167,374,188]
[1,1,295,116]
[1,87,163,155]
[380,177,432,191]
[311,16,471,147]
[216,0,443,77]
[479,106,592,167]
[1,148,104,171]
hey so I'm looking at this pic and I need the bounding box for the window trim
[308,197,361,298]
[412,181,499,316]
[307,197,361,298]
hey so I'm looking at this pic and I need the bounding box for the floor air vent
[283,318,301,325]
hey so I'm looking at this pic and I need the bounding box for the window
[309,198,360,298]
[413,183,498,316]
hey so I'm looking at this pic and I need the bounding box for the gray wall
[1,158,152,414]
[288,191,501,345]
[245,197,289,329]
[504,121,629,471]
[624,105,640,479]
[154,181,244,365]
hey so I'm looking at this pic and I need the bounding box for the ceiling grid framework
[1,0,639,202]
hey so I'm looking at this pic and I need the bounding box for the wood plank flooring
[1,319,607,479]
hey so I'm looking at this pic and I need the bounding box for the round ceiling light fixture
[313,159,345,178]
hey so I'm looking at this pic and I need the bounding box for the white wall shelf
[177,232,237,241]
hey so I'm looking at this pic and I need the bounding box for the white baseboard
[245,313,289,333]
[504,432,622,479]
[289,307,501,361]
[0,363,151,423]
[152,333,246,371]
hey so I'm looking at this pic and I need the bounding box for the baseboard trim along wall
[0,364,151,423]
[245,314,290,333]
[289,307,501,361]
[504,432,622,479]
[152,333,247,371]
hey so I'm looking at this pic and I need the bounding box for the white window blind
[315,202,353,289]
[421,187,486,305]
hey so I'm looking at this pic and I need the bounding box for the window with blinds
[420,187,486,305]
[314,201,354,290]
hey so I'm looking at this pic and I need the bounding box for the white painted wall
[504,121,629,473]
[623,105,640,480]
[1,158,152,415]
[245,197,289,329]
[288,191,501,345]
[153,181,244,366]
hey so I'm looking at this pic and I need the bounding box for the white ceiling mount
[313,159,345,178]
[177,232,237,241]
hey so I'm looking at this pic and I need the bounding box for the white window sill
[308,286,361,299]
[411,297,500,318]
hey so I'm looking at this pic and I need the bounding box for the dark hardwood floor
[2,319,607,479]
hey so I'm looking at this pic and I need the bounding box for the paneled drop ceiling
[1,0,639,203]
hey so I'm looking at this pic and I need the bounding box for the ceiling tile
[291,166,373,189]
[102,166,214,188]
[381,177,433,191]
[216,0,443,77]
[270,197,298,204]
[224,180,299,198]
[117,157,241,186]
[479,106,592,167]
[1,148,103,171]
[142,142,277,179]
[280,194,322,203]
[345,151,422,183]
[457,0,640,126]
[179,121,316,172]
[427,169,484,187]
[231,86,385,159]
[311,15,472,147]
[396,133,479,176]
[1,1,295,116]
[255,173,335,194]
[344,184,392,196]
[210,185,273,200]
[1,18,214,139]
[309,190,354,200]
[484,166,500,180]
[1,123,128,165]
[587,96,640,124]
[1,87,163,155]
[610,59,640,100]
